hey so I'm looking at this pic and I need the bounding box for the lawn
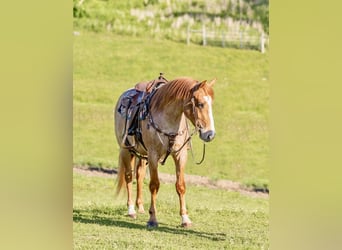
[73,172,269,249]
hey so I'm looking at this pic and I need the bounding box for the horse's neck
[152,101,185,132]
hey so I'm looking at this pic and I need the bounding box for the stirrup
[121,133,136,149]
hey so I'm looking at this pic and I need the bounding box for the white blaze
[204,96,215,132]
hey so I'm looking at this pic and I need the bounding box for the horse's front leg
[147,154,160,227]
[136,158,147,213]
[173,151,192,227]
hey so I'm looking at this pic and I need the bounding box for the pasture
[73,171,269,249]
[73,31,269,248]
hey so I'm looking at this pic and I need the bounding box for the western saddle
[117,73,168,153]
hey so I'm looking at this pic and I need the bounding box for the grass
[73,31,269,188]
[73,172,269,249]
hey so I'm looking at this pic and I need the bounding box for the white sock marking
[181,214,192,224]
[128,204,136,215]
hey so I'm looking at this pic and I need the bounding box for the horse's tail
[115,157,126,196]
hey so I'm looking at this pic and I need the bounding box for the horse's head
[184,79,216,142]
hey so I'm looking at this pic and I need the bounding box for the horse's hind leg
[135,158,147,213]
[119,149,136,218]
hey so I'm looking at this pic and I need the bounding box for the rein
[148,113,195,165]
[185,117,206,165]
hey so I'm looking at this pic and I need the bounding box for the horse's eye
[197,103,204,109]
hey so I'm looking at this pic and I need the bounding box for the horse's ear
[197,80,207,89]
[198,80,207,88]
[192,80,207,92]
[207,78,216,87]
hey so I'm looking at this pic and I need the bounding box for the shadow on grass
[73,208,226,241]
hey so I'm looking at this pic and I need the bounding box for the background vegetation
[73,0,269,49]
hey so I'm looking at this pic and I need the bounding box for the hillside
[73,0,269,49]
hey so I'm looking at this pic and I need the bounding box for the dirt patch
[73,166,269,199]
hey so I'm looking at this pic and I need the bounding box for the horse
[114,76,216,227]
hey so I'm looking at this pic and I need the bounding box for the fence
[186,23,268,53]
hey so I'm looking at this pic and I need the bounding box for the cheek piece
[190,96,216,142]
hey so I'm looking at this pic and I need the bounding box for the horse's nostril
[207,131,215,141]
[200,130,215,142]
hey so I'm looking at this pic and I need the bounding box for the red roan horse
[114,76,216,227]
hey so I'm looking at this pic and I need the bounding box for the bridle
[147,92,206,165]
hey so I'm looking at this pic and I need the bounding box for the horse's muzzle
[199,130,215,142]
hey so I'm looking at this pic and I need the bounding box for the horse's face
[186,79,216,142]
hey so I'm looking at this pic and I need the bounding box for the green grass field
[73,30,269,249]
[73,31,269,189]
[73,172,269,249]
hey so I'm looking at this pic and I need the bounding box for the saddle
[117,73,168,150]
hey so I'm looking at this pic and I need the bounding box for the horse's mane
[150,77,215,113]
[150,77,197,110]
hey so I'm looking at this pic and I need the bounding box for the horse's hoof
[181,222,192,228]
[147,221,158,228]
[128,213,137,219]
